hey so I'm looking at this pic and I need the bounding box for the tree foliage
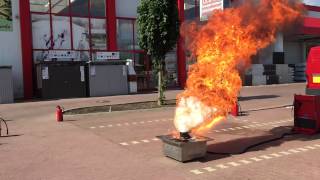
[137,0,180,105]
[0,0,12,21]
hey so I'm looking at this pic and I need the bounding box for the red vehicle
[306,46,320,95]
[294,95,320,135]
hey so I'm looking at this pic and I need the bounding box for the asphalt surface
[1,83,320,180]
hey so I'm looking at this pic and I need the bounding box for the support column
[19,1,33,99]
[273,33,285,64]
[107,0,117,51]
[177,0,187,88]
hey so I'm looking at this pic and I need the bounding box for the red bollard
[230,103,239,117]
[56,106,63,122]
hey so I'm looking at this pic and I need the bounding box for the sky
[303,0,320,6]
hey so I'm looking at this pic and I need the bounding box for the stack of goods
[276,64,294,84]
[252,64,267,85]
[294,63,307,82]
[243,64,296,86]
[243,68,253,86]
[264,64,279,85]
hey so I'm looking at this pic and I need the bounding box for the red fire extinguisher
[56,106,64,122]
[230,102,240,117]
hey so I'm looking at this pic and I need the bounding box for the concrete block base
[158,135,211,162]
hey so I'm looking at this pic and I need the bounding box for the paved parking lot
[67,106,320,180]
[1,83,320,180]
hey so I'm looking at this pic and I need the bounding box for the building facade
[0,0,320,99]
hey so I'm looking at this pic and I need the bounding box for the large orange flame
[174,0,304,136]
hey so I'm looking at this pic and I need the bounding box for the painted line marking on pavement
[270,153,282,157]
[250,157,262,162]
[190,144,320,175]
[279,151,292,155]
[119,138,161,146]
[89,118,173,129]
[296,148,308,152]
[117,119,294,147]
[216,164,229,169]
[305,146,316,150]
[260,155,273,160]
[203,167,216,172]
[131,141,140,144]
[190,170,204,175]
[119,142,129,146]
[208,119,293,134]
[91,118,293,131]
[228,162,241,167]
[288,149,301,153]
[239,160,252,164]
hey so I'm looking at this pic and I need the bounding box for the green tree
[137,0,180,106]
[0,0,12,21]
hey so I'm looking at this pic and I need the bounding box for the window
[52,15,72,49]
[29,0,109,62]
[91,18,107,50]
[31,14,51,49]
[51,0,69,15]
[117,19,134,50]
[72,17,90,50]
[71,0,89,16]
[90,0,106,17]
[134,21,141,50]
[184,0,199,20]
[30,0,49,12]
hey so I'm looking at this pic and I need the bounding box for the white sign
[200,0,224,21]
[48,50,76,59]
[122,66,127,76]
[42,67,49,80]
[80,66,85,82]
[96,52,120,60]
[90,66,96,76]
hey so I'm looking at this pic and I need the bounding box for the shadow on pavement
[200,126,320,163]
[63,119,78,122]
[0,134,23,138]
[239,95,280,101]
